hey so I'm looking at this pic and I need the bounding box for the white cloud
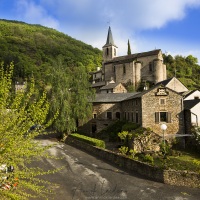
[15,0,59,29]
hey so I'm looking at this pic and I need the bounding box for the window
[135,112,139,123]
[113,65,115,72]
[135,99,138,105]
[149,62,153,71]
[124,112,126,120]
[155,112,171,123]
[131,112,134,122]
[106,48,109,56]
[92,124,97,133]
[93,114,97,119]
[116,112,120,119]
[194,96,199,99]
[127,112,130,121]
[107,112,112,119]
[160,98,166,105]
[123,64,126,74]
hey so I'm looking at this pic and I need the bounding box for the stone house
[91,26,167,91]
[99,82,127,94]
[81,84,184,137]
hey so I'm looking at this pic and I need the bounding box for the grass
[153,150,200,173]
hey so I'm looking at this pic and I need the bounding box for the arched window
[106,48,109,56]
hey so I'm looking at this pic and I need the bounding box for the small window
[113,65,115,72]
[135,112,139,123]
[132,112,134,122]
[124,112,126,120]
[93,114,97,119]
[123,64,126,74]
[106,48,109,56]
[149,62,153,71]
[127,112,130,121]
[135,99,138,105]
[160,112,167,122]
[155,112,171,123]
[107,112,112,119]
[160,99,166,105]
[116,112,120,119]
[194,96,199,99]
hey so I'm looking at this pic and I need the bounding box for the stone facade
[91,27,167,91]
[81,85,184,137]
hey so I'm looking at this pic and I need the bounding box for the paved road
[34,138,200,200]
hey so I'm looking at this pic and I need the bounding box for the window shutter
[155,112,159,123]
[167,112,171,123]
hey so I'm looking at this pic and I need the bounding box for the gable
[184,90,200,100]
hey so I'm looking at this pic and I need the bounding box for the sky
[1,0,200,63]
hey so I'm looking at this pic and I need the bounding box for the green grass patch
[153,151,200,173]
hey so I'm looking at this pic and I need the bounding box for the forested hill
[0,19,102,82]
[163,54,200,90]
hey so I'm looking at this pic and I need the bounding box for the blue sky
[1,0,200,63]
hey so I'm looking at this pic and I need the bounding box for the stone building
[91,26,167,92]
[80,84,184,137]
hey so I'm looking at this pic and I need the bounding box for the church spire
[103,26,117,47]
[105,26,115,46]
[102,26,118,62]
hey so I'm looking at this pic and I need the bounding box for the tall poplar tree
[127,39,131,55]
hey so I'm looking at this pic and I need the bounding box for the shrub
[122,122,140,132]
[70,133,106,148]
[143,154,154,164]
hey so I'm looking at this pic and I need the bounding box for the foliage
[98,121,127,141]
[70,133,106,148]
[0,63,57,199]
[163,54,200,90]
[127,39,131,55]
[46,56,94,135]
[143,154,154,164]
[0,19,102,85]
[118,146,129,155]
[121,122,140,132]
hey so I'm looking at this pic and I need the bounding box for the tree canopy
[163,54,200,90]
[0,62,57,199]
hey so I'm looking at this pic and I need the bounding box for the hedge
[69,133,106,149]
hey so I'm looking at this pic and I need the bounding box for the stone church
[79,27,193,138]
[91,26,167,92]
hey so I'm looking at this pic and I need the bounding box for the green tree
[127,39,131,55]
[47,56,94,136]
[0,62,56,199]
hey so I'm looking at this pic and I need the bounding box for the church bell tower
[102,26,118,62]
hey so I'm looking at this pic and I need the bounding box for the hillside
[0,19,102,82]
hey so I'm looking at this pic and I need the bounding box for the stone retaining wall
[65,137,200,188]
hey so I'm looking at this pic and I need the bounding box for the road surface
[33,138,200,200]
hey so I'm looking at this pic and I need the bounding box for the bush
[122,122,140,132]
[143,154,154,164]
[70,133,106,148]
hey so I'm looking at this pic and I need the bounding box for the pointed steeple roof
[103,26,117,47]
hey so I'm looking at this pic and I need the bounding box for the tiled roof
[184,99,200,110]
[91,81,106,88]
[104,49,161,64]
[92,93,139,103]
[155,77,173,86]
[100,83,120,90]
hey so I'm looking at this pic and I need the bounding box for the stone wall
[66,137,200,188]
